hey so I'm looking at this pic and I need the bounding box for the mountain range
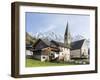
[26,32,90,47]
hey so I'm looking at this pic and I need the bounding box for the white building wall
[71,49,80,58]
[64,48,70,61]
[26,50,33,58]
[41,55,49,62]
[59,47,70,61]
[26,50,33,56]
[81,40,89,58]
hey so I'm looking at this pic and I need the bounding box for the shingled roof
[71,39,85,50]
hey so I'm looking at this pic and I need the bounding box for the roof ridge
[72,39,85,43]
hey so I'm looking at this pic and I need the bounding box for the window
[42,56,46,59]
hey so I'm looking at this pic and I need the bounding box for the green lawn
[26,58,76,67]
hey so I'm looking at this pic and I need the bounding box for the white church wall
[81,40,89,58]
[64,48,70,61]
[71,49,81,58]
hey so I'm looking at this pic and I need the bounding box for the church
[32,22,72,62]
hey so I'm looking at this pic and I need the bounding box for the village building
[70,39,89,59]
[26,44,33,58]
[32,39,59,62]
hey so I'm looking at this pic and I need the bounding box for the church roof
[51,40,68,48]
[65,22,71,37]
[65,22,69,36]
[71,39,85,50]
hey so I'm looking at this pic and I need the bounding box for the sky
[26,12,90,39]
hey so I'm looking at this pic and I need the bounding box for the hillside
[26,32,37,45]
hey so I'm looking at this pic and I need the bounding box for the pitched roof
[33,39,51,48]
[51,40,65,47]
[71,39,85,50]
[51,40,70,48]
[41,39,51,46]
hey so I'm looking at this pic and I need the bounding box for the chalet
[32,22,71,62]
[33,39,59,61]
[70,39,89,59]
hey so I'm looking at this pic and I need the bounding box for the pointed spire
[64,21,71,48]
[65,21,69,36]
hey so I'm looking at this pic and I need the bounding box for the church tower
[64,22,71,48]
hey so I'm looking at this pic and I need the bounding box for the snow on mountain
[72,35,85,42]
[27,32,90,48]
[28,31,64,42]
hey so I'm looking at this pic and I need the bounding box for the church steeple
[64,22,71,47]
